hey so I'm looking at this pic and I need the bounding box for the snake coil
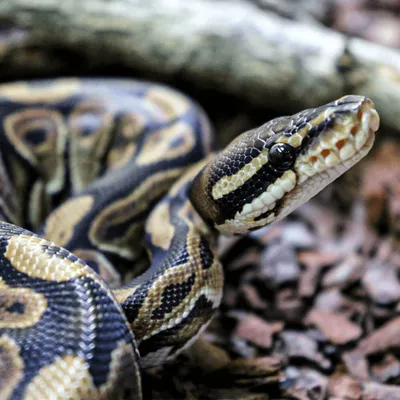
[0,79,379,399]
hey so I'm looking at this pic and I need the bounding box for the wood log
[0,0,400,130]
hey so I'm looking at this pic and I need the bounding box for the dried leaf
[306,310,362,345]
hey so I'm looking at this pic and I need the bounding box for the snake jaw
[295,97,379,184]
[274,96,380,222]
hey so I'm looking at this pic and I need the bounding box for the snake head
[189,95,380,234]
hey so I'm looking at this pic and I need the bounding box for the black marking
[25,128,50,146]
[41,244,86,266]
[139,294,215,357]
[151,273,196,320]
[121,285,148,323]
[6,302,25,314]
[213,163,284,223]
[0,252,136,394]
[254,210,273,222]
[199,237,214,269]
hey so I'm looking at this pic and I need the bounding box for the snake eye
[269,143,295,170]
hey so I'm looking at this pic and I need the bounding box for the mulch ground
[142,140,400,399]
[141,2,400,398]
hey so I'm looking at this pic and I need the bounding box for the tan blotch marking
[106,112,145,169]
[23,355,95,400]
[216,169,297,234]
[69,100,114,150]
[0,152,20,225]
[146,87,190,119]
[24,342,139,400]
[9,157,28,221]
[4,109,66,158]
[212,150,269,200]
[107,113,145,169]
[0,79,80,103]
[45,195,94,247]
[107,143,136,170]
[169,157,210,197]
[89,169,183,258]
[136,122,195,165]
[4,109,67,194]
[69,101,115,191]
[131,201,223,343]
[28,180,51,231]
[0,286,47,328]
[277,109,336,148]
[5,235,90,282]
[178,199,212,238]
[130,264,197,342]
[114,286,137,304]
[97,340,141,398]
[0,335,24,399]
[240,170,296,218]
[137,256,223,345]
[146,202,175,251]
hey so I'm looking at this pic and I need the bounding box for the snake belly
[0,78,380,400]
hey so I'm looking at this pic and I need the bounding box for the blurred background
[1,0,400,398]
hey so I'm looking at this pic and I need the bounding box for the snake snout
[296,96,380,182]
[329,96,380,162]
[273,96,380,224]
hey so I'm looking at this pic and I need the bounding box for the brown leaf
[298,251,339,269]
[276,287,305,322]
[357,317,400,356]
[371,353,400,383]
[235,314,283,349]
[362,260,400,305]
[362,382,400,400]
[327,373,362,400]
[298,251,339,297]
[323,254,365,288]
[306,309,362,345]
[343,350,370,381]
[261,242,300,286]
[282,331,331,370]
[283,367,328,400]
[239,284,267,311]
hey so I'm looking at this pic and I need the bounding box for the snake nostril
[336,139,346,150]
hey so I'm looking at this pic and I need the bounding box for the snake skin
[0,79,380,399]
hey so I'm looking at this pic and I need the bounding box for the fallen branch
[0,0,400,130]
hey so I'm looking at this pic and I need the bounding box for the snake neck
[114,160,223,368]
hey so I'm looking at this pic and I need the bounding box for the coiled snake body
[0,79,380,399]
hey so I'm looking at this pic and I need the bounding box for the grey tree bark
[0,0,400,131]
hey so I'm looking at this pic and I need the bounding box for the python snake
[0,78,380,399]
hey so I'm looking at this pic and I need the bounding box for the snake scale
[0,78,380,399]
